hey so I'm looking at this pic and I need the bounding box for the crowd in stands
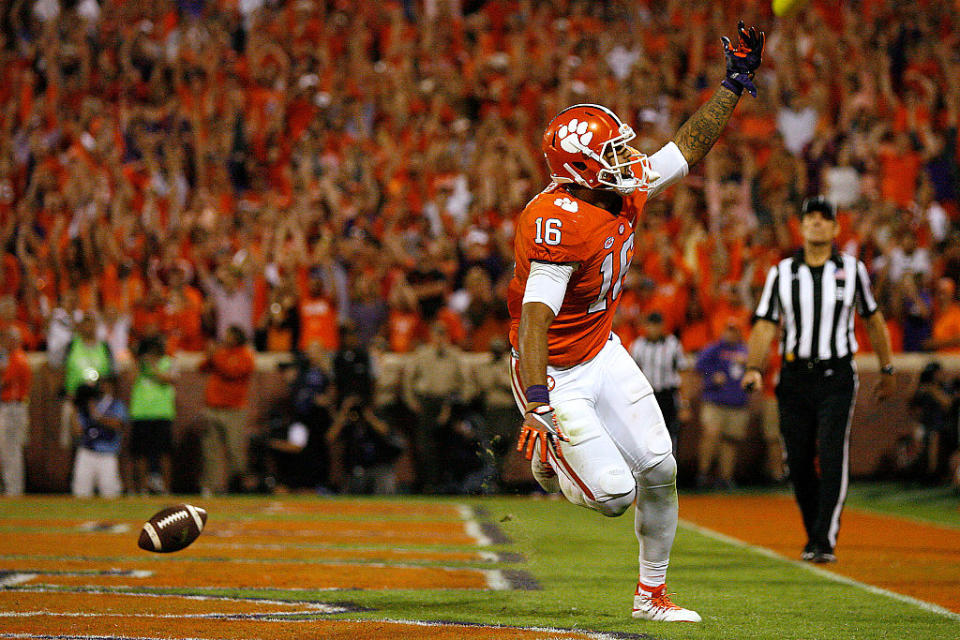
[0,0,959,494]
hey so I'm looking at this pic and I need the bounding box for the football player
[508,21,764,622]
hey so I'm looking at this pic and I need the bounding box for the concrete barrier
[19,352,960,492]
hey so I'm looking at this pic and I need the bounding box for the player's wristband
[525,385,550,405]
[721,78,745,96]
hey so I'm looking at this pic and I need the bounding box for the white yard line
[76,522,130,534]
[0,587,348,611]
[1,635,208,640]
[457,505,495,546]
[482,569,511,591]
[338,618,633,639]
[0,573,37,587]
[0,611,337,619]
[462,520,493,546]
[680,519,960,621]
[0,620,625,640]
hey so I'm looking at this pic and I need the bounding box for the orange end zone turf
[681,494,960,613]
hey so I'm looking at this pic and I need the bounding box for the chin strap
[563,163,592,188]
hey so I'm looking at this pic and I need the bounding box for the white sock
[639,559,669,589]
[635,459,679,590]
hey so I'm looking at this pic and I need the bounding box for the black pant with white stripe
[653,389,679,454]
[775,358,857,553]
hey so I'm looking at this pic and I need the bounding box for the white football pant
[511,335,679,586]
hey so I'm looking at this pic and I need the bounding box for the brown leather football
[137,504,207,553]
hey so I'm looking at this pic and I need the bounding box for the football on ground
[138,504,207,553]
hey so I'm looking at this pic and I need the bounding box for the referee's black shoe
[803,544,837,564]
[812,549,837,564]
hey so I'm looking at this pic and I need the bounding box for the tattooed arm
[673,21,765,167]
[672,87,741,167]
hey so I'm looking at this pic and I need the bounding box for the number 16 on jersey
[534,217,563,246]
[533,216,634,315]
[590,233,634,313]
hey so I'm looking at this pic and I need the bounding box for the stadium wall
[20,353,960,493]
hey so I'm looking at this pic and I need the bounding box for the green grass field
[349,485,960,640]
[0,483,957,640]
[845,482,960,527]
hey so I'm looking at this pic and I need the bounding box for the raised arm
[674,88,742,167]
[673,21,765,167]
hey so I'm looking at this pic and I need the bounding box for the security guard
[741,196,896,563]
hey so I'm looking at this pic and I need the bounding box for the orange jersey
[388,309,423,353]
[508,184,648,368]
[0,348,31,402]
[201,346,255,409]
[299,296,339,351]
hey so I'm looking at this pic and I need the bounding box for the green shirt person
[130,351,176,421]
[63,317,114,397]
[129,336,178,495]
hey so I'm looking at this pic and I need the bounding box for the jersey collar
[794,246,842,266]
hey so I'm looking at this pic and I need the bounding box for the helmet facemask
[595,125,643,194]
[581,124,643,195]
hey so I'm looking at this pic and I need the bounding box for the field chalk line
[680,519,960,621]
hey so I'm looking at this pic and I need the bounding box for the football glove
[721,20,765,98]
[517,405,570,463]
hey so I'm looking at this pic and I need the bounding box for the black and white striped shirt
[629,334,687,392]
[753,249,878,360]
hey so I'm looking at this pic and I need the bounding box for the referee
[741,197,895,563]
[629,312,689,455]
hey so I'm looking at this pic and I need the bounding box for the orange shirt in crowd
[265,325,294,353]
[436,307,466,347]
[680,319,712,354]
[762,346,781,399]
[100,265,146,315]
[854,316,904,354]
[387,309,421,353]
[708,303,751,339]
[886,318,904,354]
[298,296,338,351]
[166,285,206,352]
[252,276,269,332]
[879,148,922,208]
[201,345,255,409]
[613,289,646,344]
[295,265,339,351]
[0,253,20,296]
[652,281,689,334]
[99,263,121,309]
[931,303,960,353]
[613,320,638,349]
[740,112,777,143]
[132,301,166,338]
[0,348,31,402]
[467,315,508,353]
[0,319,37,352]
[76,280,97,314]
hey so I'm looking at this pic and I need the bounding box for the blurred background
[0,0,958,497]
